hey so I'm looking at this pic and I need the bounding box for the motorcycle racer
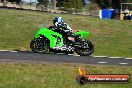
[53,16,73,33]
[50,16,75,51]
[30,17,94,55]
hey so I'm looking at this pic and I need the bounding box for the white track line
[68,54,74,55]
[124,58,132,59]
[0,50,12,51]
[91,56,107,58]
[97,62,108,64]
[74,55,80,56]
[0,50,18,52]
[118,63,128,65]
[108,57,123,59]
[92,55,132,59]
[10,51,18,52]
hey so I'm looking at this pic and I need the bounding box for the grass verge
[0,62,132,88]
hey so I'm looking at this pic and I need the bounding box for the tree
[37,0,58,11]
[86,2,100,11]
[9,0,21,4]
[1,0,22,7]
[52,0,57,10]
[93,0,111,9]
[126,0,131,3]
[63,0,83,12]
[37,0,49,11]
[37,0,49,6]
[56,0,64,7]
[1,0,7,7]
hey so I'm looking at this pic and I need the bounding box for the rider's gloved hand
[63,29,71,33]
[62,23,67,29]
[49,26,54,29]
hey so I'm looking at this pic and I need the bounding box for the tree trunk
[53,0,57,10]
[19,1,23,9]
[3,0,7,7]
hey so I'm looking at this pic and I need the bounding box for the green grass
[0,63,132,88]
[0,9,132,58]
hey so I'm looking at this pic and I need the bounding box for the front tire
[30,38,49,53]
[74,40,94,56]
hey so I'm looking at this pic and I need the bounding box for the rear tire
[30,38,49,53]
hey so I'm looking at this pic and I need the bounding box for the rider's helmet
[53,16,63,25]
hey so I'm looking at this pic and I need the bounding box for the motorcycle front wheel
[74,39,94,56]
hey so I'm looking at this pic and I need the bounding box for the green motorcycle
[30,26,94,56]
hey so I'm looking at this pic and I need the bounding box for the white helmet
[53,16,63,24]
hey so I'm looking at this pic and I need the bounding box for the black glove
[49,26,54,29]
[61,23,67,29]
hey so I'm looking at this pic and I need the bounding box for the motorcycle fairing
[74,30,90,39]
[34,27,64,48]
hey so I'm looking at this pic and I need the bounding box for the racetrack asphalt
[0,51,132,66]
